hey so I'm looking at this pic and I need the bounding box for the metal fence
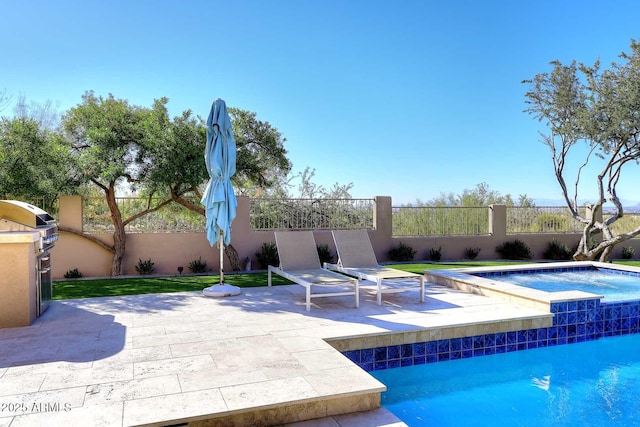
[507,206,585,234]
[250,198,375,230]
[610,212,640,236]
[392,206,489,236]
[76,196,640,236]
[83,197,205,233]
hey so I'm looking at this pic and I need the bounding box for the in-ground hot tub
[424,261,640,310]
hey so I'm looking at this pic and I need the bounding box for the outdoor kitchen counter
[0,232,40,327]
[0,231,40,243]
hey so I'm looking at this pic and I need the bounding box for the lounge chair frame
[325,229,425,306]
[268,231,359,311]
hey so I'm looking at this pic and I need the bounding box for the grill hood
[0,200,56,228]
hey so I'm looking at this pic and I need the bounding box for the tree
[523,39,640,261]
[0,88,10,113]
[410,182,532,207]
[0,116,78,209]
[62,91,173,276]
[13,94,62,130]
[147,105,292,271]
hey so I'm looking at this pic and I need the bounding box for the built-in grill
[0,200,58,318]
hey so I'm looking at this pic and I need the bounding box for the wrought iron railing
[249,198,375,230]
[506,206,585,234]
[392,206,489,236]
[83,197,204,233]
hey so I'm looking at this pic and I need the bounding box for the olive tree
[524,39,640,261]
[0,116,78,210]
[147,105,292,270]
[62,91,173,276]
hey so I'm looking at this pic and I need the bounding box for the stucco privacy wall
[51,195,610,279]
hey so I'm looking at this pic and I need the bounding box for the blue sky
[3,0,640,204]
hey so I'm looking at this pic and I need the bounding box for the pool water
[477,268,640,300]
[371,334,640,427]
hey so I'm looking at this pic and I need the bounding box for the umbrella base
[202,284,241,298]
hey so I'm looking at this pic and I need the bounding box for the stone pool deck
[0,280,552,426]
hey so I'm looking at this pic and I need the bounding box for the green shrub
[622,246,635,259]
[495,239,532,260]
[256,241,279,269]
[464,247,481,260]
[388,242,416,262]
[189,257,208,273]
[316,244,334,264]
[428,246,442,262]
[135,258,155,275]
[543,239,573,260]
[64,268,83,279]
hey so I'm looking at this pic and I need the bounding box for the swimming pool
[371,333,640,426]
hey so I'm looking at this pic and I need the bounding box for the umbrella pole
[219,231,224,285]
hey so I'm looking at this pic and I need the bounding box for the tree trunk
[224,244,244,272]
[105,185,126,276]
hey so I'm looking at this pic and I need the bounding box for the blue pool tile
[462,337,473,350]
[362,362,373,372]
[413,342,426,357]
[462,350,473,358]
[557,326,567,338]
[473,348,485,357]
[426,354,438,363]
[537,328,547,340]
[413,355,426,365]
[401,344,413,358]
[577,300,587,311]
[451,351,461,360]
[374,361,387,370]
[343,350,360,363]
[473,336,485,349]
[568,301,578,312]
[438,353,450,362]
[388,345,401,360]
[495,333,506,346]
[577,310,588,323]
[437,339,450,354]
[374,347,387,361]
[362,349,374,363]
[567,312,578,324]
[507,331,517,345]
[484,334,496,347]
[556,313,568,326]
[517,331,527,343]
[388,359,401,369]
[426,341,438,355]
[485,347,496,355]
[401,358,413,367]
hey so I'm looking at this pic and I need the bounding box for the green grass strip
[53,260,640,300]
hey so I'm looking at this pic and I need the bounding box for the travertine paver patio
[0,280,552,426]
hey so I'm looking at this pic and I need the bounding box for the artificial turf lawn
[53,260,640,300]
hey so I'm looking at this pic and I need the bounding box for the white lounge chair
[268,231,359,311]
[325,229,425,306]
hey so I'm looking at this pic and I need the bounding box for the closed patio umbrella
[200,98,240,297]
